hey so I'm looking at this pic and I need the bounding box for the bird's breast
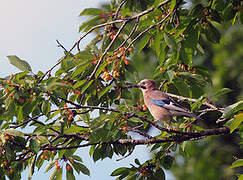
[145,99,172,122]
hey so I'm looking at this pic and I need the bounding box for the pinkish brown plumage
[138,79,201,125]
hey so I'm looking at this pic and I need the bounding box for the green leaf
[231,159,243,168]
[81,80,94,94]
[221,101,243,119]
[164,32,177,51]
[17,106,24,123]
[71,62,90,79]
[184,21,199,49]
[41,100,50,115]
[79,16,101,32]
[160,155,174,169]
[166,70,175,82]
[79,163,90,176]
[7,55,32,72]
[213,88,232,98]
[4,128,24,138]
[210,9,222,23]
[170,0,176,12]
[47,82,73,91]
[239,174,243,180]
[49,168,62,180]
[223,4,236,20]
[28,154,37,180]
[240,10,243,24]
[137,34,150,53]
[205,22,221,43]
[121,89,132,99]
[79,8,103,16]
[66,164,76,180]
[98,85,112,99]
[174,79,190,97]
[45,161,56,172]
[178,72,208,87]
[29,138,40,153]
[154,168,165,180]
[110,167,130,176]
[71,155,83,162]
[134,158,140,165]
[73,79,87,89]
[225,113,243,133]
[95,61,109,78]
[154,33,164,57]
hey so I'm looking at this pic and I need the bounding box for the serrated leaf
[45,161,56,172]
[7,55,32,72]
[28,155,37,180]
[238,174,243,180]
[164,32,177,51]
[47,82,73,90]
[71,62,90,79]
[154,33,163,57]
[71,155,83,162]
[66,164,76,180]
[205,22,221,43]
[223,4,236,20]
[110,167,130,176]
[170,0,176,12]
[49,167,62,180]
[98,85,112,99]
[154,168,165,180]
[178,72,208,87]
[41,100,50,115]
[81,80,94,94]
[79,163,90,176]
[221,101,243,119]
[134,158,140,165]
[95,61,109,78]
[213,88,232,97]
[210,9,222,23]
[226,113,243,133]
[166,70,175,82]
[79,16,101,32]
[73,79,87,89]
[79,8,103,16]
[160,155,174,169]
[137,34,150,53]
[4,128,24,138]
[29,138,40,153]
[231,159,243,168]
[240,11,243,24]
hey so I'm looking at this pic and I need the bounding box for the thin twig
[115,17,140,51]
[116,146,135,161]
[69,0,171,53]
[166,93,222,112]
[114,0,127,20]
[122,12,171,57]
[69,19,123,52]
[56,40,73,57]
[88,20,128,80]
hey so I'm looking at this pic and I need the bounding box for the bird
[137,79,201,127]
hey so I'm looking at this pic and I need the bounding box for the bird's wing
[148,90,193,115]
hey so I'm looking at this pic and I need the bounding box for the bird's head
[137,79,157,92]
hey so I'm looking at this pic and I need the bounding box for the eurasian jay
[137,79,201,125]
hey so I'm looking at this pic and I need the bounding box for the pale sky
[0,0,174,179]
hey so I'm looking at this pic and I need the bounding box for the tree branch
[42,127,230,151]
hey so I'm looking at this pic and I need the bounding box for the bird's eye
[142,81,146,85]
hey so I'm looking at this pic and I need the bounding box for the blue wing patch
[150,100,167,107]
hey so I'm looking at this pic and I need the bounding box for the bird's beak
[124,82,146,89]
[137,83,146,89]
